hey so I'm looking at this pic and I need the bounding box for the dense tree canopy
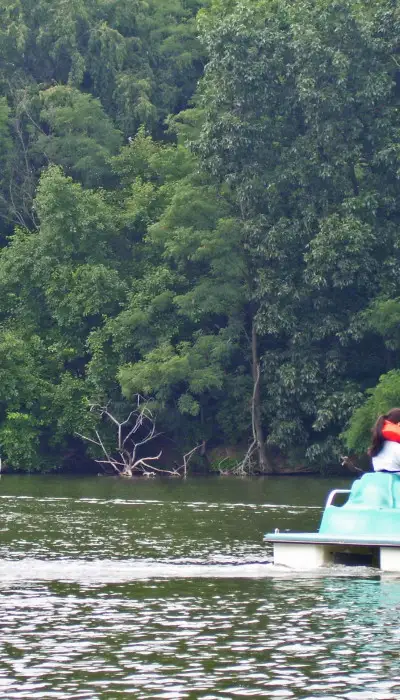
[0,0,399,472]
[196,0,400,465]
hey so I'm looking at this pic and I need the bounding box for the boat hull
[263,532,400,570]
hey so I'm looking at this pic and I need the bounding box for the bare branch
[75,432,102,448]
[95,459,127,468]
[215,364,260,477]
[132,452,163,470]
[181,443,203,478]
[122,415,150,448]
[130,424,161,451]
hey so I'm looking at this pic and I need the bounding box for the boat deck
[263,532,400,547]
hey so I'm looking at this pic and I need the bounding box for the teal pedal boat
[264,472,400,570]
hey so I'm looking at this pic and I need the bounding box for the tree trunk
[251,319,274,473]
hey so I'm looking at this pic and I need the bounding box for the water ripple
[0,477,398,698]
[0,578,399,698]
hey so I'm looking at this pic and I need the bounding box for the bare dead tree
[76,396,165,478]
[174,442,204,478]
[215,454,255,477]
[219,363,262,477]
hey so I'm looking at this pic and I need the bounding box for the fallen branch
[340,455,365,474]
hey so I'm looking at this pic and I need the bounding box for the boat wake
[0,557,386,584]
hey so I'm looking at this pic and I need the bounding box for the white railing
[325,489,351,507]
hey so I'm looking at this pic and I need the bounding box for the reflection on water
[0,475,398,698]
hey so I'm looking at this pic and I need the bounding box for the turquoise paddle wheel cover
[319,472,400,538]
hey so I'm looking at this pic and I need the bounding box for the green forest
[0,0,399,474]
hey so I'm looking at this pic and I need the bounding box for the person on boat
[369,407,400,472]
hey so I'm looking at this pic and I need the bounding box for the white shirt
[372,441,400,472]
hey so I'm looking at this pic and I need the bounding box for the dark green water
[0,474,399,699]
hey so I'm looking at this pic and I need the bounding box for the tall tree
[196,0,400,465]
[89,131,256,458]
[0,165,127,469]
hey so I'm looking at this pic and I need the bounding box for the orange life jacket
[382,420,400,443]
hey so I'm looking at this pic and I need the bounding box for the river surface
[0,474,399,699]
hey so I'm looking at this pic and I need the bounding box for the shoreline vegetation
[0,0,399,475]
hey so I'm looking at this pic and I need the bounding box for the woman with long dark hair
[369,407,400,471]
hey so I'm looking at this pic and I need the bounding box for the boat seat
[343,472,400,509]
